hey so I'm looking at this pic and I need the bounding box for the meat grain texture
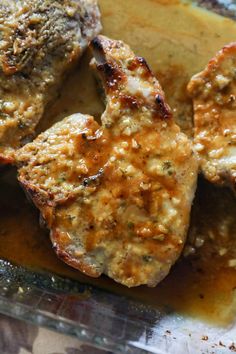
[188,42,236,191]
[17,36,198,287]
[0,0,101,164]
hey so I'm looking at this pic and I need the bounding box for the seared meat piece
[188,43,236,190]
[17,36,198,287]
[0,0,101,164]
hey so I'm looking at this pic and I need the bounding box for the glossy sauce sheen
[1,0,236,325]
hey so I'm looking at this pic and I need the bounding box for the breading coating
[188,42,236,190]
[17,36,198,287]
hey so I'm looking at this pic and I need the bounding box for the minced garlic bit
[188,42,236,190]
[228,259,236,268]
[218,248,227,256]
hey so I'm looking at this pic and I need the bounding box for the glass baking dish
[0,258,236,354]
[1,1,236,353]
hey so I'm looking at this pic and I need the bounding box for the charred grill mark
[128,56,152,78]
[81,132,100,141]
[98,62,115,77]
[155,94,172,119]
[91,36,104,53]
[82,168,104,187]
[136,57,150,68]
[97,62,124,91]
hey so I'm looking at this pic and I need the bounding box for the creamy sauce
[2,0,236,325]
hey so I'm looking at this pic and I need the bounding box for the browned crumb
[229,343,236,352]
[202,335,209,341]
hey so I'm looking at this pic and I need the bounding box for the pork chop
[188,43,236,190]
[0,0,101,164]
[17,36,198,287]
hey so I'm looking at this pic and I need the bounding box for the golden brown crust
[19,179,54,226]
[51,229,100,278]
[17,36,198,287]
[188,42,236,190]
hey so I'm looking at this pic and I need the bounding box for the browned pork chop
[17,36,198,287]
[188,43,236,190]
[0,0,101,164]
